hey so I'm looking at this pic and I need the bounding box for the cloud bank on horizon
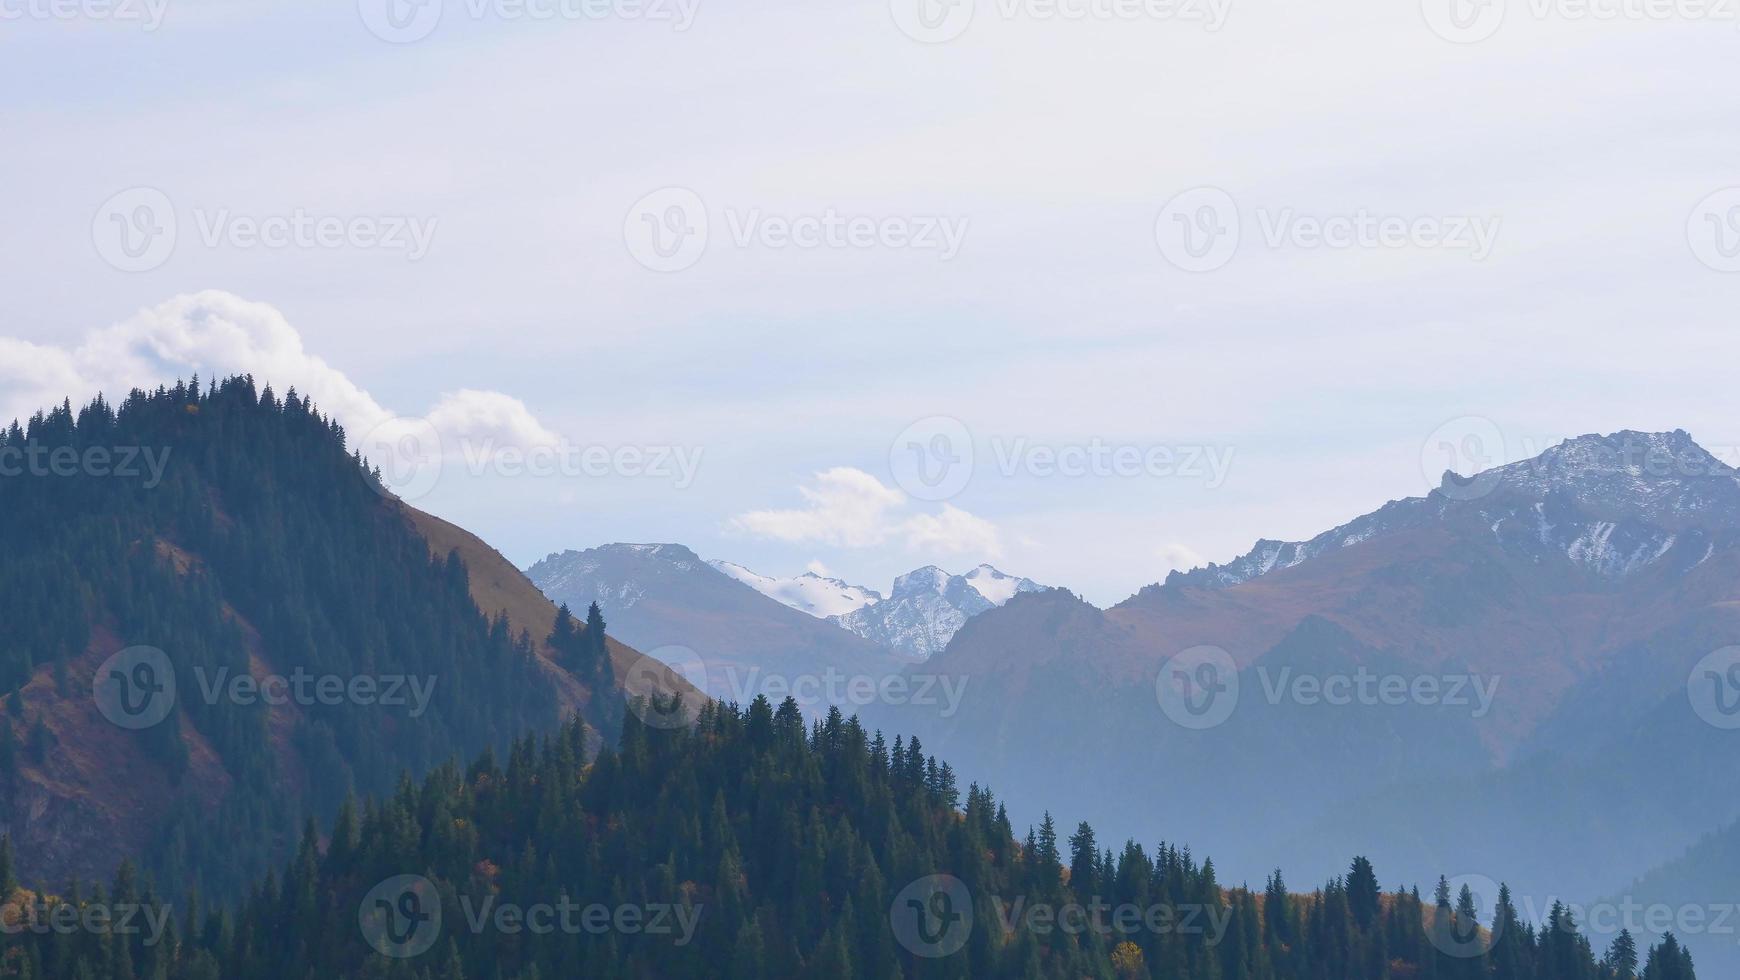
[0,291,558,457]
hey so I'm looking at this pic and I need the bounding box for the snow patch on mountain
[709,559,1047,660]
[831,564,1046,661]
[525,543,704,612]
[707,561,882,618]
[1161,430,1740,592]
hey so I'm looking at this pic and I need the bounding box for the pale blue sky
[4,0,1740,604]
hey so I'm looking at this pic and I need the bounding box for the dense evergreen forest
[0,379,608,900]
[0,695,1699,979]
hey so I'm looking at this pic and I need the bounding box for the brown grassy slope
[398,504,706,718]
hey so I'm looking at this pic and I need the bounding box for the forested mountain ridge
[0,377,691,902]
[0,696,1696,979]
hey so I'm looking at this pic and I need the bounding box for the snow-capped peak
[702,559,1049,660]
[890,565,952,598]
[962,563,1044,606]
[707,560,882,618]
[591,543,702,567]
[1164,430,1740,593]
[1451,429,1740,526]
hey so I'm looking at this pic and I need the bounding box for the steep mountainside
[876,430,1740,928]
[404,509,694,726]
[0,379,685,901]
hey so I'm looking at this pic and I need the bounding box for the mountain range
[714,559,1047,659]
[516,429,1740,971]
[0,384,1722,978]
[525,547,1045,704]
[867,428,1740,971]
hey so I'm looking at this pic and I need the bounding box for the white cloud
[425,388,560,452]
[904,505,1004,559]
[732,467,1002,558]
[1157,543,1207,575]
[0,291,557,465]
